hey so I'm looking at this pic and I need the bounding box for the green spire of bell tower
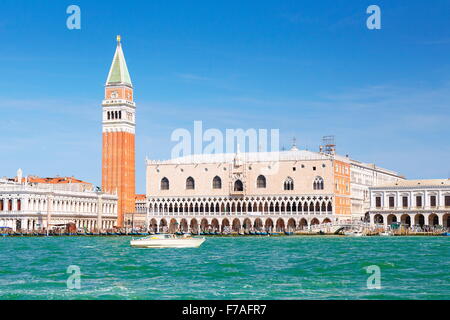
[106,35,132,86]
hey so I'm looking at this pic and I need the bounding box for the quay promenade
[1,219,448,237]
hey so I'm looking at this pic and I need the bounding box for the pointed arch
[284,177,294,191]
[313,176,324,190]
[160,177,169,190]
[212,176,222,189]
[257,175,266,188]
[186,176,195,190]
[234,180,243,192]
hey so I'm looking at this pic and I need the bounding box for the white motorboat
[130,233,206,248]
[343,230,365,237]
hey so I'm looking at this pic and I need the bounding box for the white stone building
[125,194,147,229]
[367,179,450,229]
[0,177,118,231]
[349,159,404,219]
[145,146,403,233]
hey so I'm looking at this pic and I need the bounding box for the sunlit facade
[368,179,450,228]
[0,175,118,231]
[145,147,403,233]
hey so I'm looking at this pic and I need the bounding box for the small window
[375,197,382,208]
[389,196,395,208]
[284,177,294,191]
[402,196,408,208]
[234,180,243,192]
[186,177,195,190]
[257,175,266,188]
[160,177,169,190]
[313,166,317,171]
[416,196,422,207]
[313,176,324,190]
[445,196,450,207]
[430,195,437,207]
[292,167,296,171]
[212,176,222,189]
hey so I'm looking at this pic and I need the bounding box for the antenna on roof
[290,137,299,151]
[322,135,336,155]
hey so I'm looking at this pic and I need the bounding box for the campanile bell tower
[102,35,136,227]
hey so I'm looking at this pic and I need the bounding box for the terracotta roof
[18,176,91,185]
[135,194,146,200]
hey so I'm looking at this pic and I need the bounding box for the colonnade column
[97,194,103,232]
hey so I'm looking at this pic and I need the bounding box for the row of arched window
[160,175,325,191]
[150,200,333,214]
[313,176,324,190]
[107,110,122,120]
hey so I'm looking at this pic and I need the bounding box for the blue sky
[1,0,449,193]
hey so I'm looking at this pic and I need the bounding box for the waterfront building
[125,194,147,229]
[367,179,450,229]
[102,35,136,227]
[145,146,403,233]
[349,160,404,218]
[0,171,118,231]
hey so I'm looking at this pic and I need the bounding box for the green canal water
[0,236,449,300]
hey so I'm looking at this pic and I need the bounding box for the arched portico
[159,218,168,233]
[180,218,188,233]
[254,218,263,231]
[243,218,252,230]
[374,214,384,224]
[287,218,296,231]
[443,214,450,229]
[428,214,439,226]
[400,214,411,226]
[276,218,285,232]
[265,218,274,232]
[299,218,308,230]
[221,218,230,233]
[190,218,199,234]
[149,218,157,232]
[169,218,178,233]
[387,214,397,225]
[414,214,425,227]
[200,218,209,232]
[232,218,241,232]
[211,218,219,232]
